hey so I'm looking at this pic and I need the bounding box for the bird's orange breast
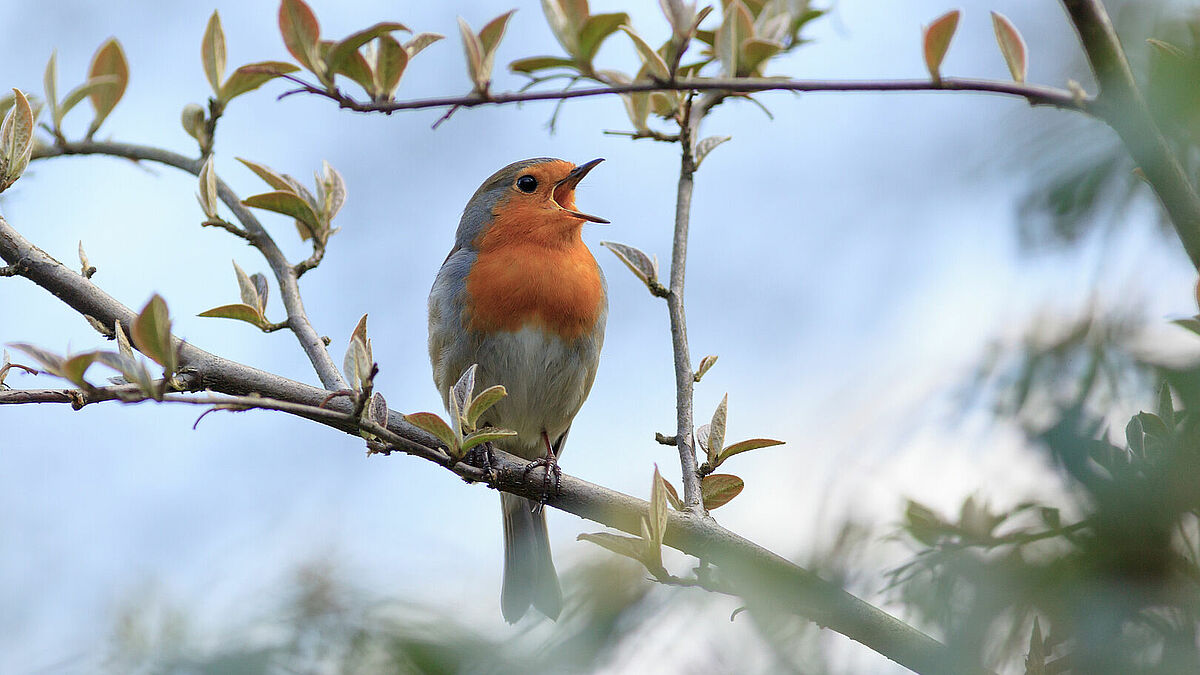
[464,201,604,340]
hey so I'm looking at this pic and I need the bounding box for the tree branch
[31,140,348,389]
[0,210,980,675]
[295,75,1090,116]
[668,96,703,513]
[1060,0,1200,270]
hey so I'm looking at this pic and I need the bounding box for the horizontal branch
[311,76,1090,115]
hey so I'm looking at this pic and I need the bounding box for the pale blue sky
[1,0,1196,672]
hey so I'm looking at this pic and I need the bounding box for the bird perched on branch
[428,157,608,622]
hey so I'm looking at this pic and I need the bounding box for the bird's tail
[501,492,562,623]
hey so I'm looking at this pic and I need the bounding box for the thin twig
[299,75,1091,115]
[31,140,348,390]
[667,95,704,514]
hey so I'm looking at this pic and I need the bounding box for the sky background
[2,0,1198,672]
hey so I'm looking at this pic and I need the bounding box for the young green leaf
[716,437,784,466]
[404,412,460,454]
[219,61,300,102]
[600,241,658,287]
[466,384,507,428]
[182,103,206,143]
[202,10,227,94]
[620,26,669,81]
[458,17,485,91]
[694,354,718,382]
[86,38,129,137]
[43,52,58,131]
[78,241,95,278]
[316,160,346,221]
[990,11,1026,83]
[325,21,408,78]
[715,0,753,77]
[60,351,100,388]
[701,473,744,509]
[708,393,728,463]
[279,0,322,75]
[114,319,134,360]
[343,335,371,391]
[243,190,323,236]
[8,343,65,377]
[649,465,668,546]
[577,531,648,563]
[660,476,684,510]
[509,56,576,74]
[368,391,389,426]
[461,427,519,452]
[577,13,628,65]
[57,76,122,134]
[695,135,731,168]
[131,294,176,375]
[236,157,294,192]
[373,35,409,100]
[0,88,34,193]
[922,9,960,83]
[197,303,268,328]
[740,37,783,77]
[232,260,260,309]
[405,32,444,58]
[452,363,477,421]
[197,156,219,219]
[250,273,269,311]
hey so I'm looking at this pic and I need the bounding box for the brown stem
[309,76,1089,115]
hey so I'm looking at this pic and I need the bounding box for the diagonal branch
[1060,0,1200,270]
[0,210,983,675]
[31,140,348,390]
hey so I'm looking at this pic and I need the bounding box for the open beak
[554,158,609,223]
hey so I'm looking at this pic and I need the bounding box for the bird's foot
[522,452,561,509]
[463,441,496,479]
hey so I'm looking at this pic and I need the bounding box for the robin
[427,157,608,622]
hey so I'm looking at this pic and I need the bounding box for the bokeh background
[2,0,1198,672]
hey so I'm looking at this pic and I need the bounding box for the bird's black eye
[516,175,538,193]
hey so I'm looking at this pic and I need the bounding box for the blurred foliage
[1019,2,1200,251]
[103,557,676,674]
[896,312,1200,673]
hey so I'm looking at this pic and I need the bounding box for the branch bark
[295,75,1090,116]
[668,98,703,512]
[31,140,348,390]
[1061,0,1200,270]
[0,209,981,674]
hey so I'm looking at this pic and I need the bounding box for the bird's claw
[463,441,496,478]
[522,454,562,508]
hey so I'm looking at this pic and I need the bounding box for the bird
[428,157,608,623]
